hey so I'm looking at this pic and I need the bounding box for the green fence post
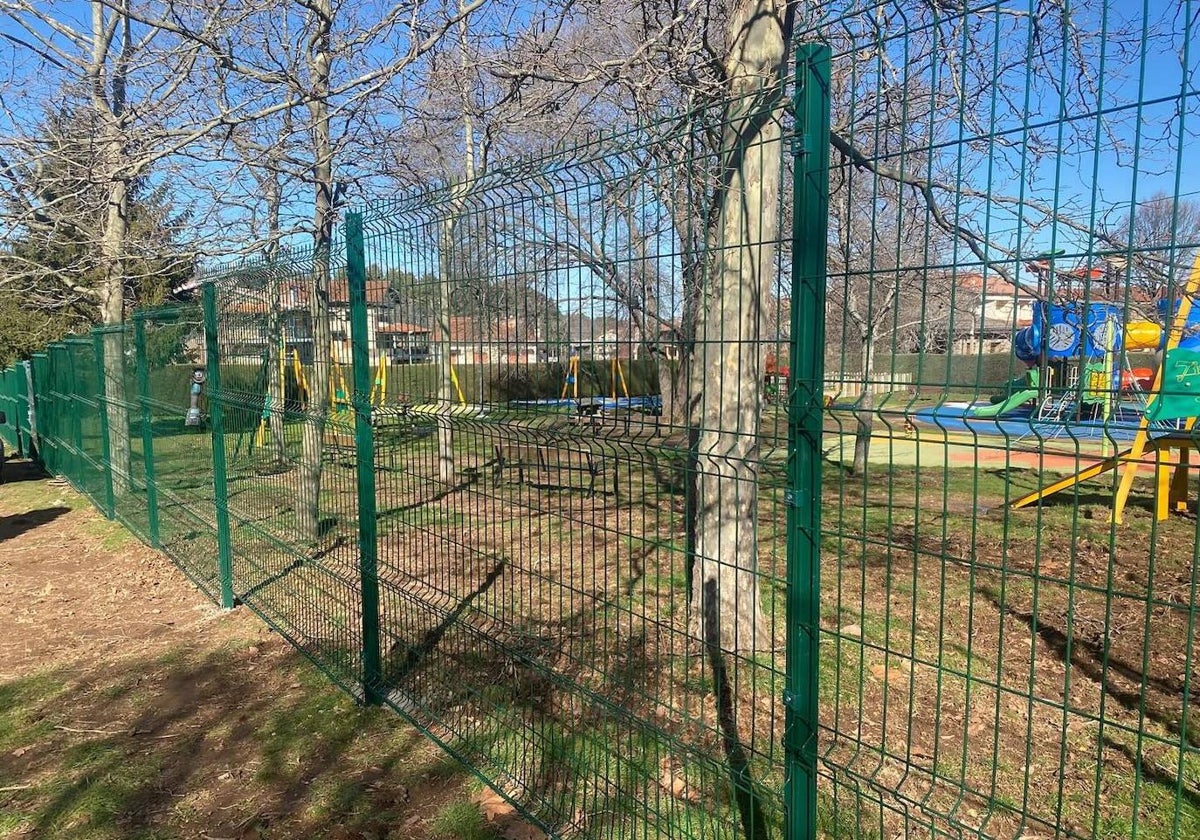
[48,345,63,477]
[346,210,383,705]
[90,331,116,519]
[133,316,161,549]
[784,42,830,840]
[30,353,48,472]
[64,342,84,488]
[203,283,236,609]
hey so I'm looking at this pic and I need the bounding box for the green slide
[968,368,1040,418]
[967,388,1040,418]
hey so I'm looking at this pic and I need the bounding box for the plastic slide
[967,388,1040,418]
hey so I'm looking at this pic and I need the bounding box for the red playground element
[765,353,790,379]
[1120,367,1154,392]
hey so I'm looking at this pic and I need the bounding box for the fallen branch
[53,725,124,735]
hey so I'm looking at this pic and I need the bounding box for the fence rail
[5,5,1200,839]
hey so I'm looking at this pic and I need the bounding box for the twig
[53,725,124,735]
[0,784,34,792]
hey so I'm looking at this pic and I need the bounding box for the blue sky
[2,0,1197,307]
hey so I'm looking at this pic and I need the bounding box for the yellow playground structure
[253,343,391,451]
[1012,253,1200,523]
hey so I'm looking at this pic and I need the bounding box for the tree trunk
[95,2,131,495]
[265,174,286,465]
[689,0,789,655]
[266,271,287,465]
[99,142,130,495]
[432,25,477,486]
[851,337,875,476]
[436,218,456,485]
[298,1,333,542]
[658,243,706,432]
[657,353,685,429]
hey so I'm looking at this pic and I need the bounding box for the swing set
[560,355,630,418]
[238,339,391,458]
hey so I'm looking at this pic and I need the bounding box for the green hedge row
[145,351,1161,419]
[826,351,1160,394]
[144,358,661,422]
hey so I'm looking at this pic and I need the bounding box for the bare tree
[1102,192,1200,305]
[825,167,952,474]
[0,1,235,492]
[686,0,793,655]
[150,0,490,538]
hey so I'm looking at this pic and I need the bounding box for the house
[433,316,542,366]
[376,322,433,364]
[952,272,1037,354]
[561,314,662,361]
[220,276,393,366]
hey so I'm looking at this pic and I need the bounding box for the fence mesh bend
[4,4,1200,839]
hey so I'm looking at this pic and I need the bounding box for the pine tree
[0,107,194,366]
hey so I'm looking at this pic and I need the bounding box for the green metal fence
[5,4,1200,838]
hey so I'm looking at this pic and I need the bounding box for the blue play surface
[912,402,1155,442]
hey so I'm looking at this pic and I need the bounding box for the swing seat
[409,402,486,418]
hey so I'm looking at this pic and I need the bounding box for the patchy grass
[430,801,499,840]
[18,389,1200,840]
[0,465,550,840]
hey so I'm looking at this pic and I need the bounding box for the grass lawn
[0,460,544,840]
[23,394,1200,840]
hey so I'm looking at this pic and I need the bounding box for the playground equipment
[371,354,388,405]
[410,355,485,419]
[917,264,1200,445]
[291,349,311,405]
[764,354,789,404]
[966,369,1041,419]
[562,355,581,403]
[185,368,207,427]
[1011,254,1200,522]
[244,343,392,454]
[255,345,310,450]
[507,354,660,415]
[326,346,393,445]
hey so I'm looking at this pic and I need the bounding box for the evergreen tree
[0,108,194,366]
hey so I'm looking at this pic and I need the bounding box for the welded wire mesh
[350,84,798,834]
[4,4,1200,840]
[202,246,369,694]
[811,2,1200,840]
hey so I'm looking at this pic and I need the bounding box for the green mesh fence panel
[64,337,106,509]
[132,306,225,602]
[201,246,369,695]
[0,366,20,453]
[809,3,1200,840]
[3,4,1199,839]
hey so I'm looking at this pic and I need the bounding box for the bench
[492,441,611,498]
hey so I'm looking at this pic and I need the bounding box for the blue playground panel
[912,402,1153,442]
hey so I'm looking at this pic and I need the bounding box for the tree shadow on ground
[979,586,1200,750]
[0,643,469,839]
[0,458,48,485]
[371,561,771,839]
[0,506,71,542]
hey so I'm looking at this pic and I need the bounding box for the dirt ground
[0,460,538,840]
